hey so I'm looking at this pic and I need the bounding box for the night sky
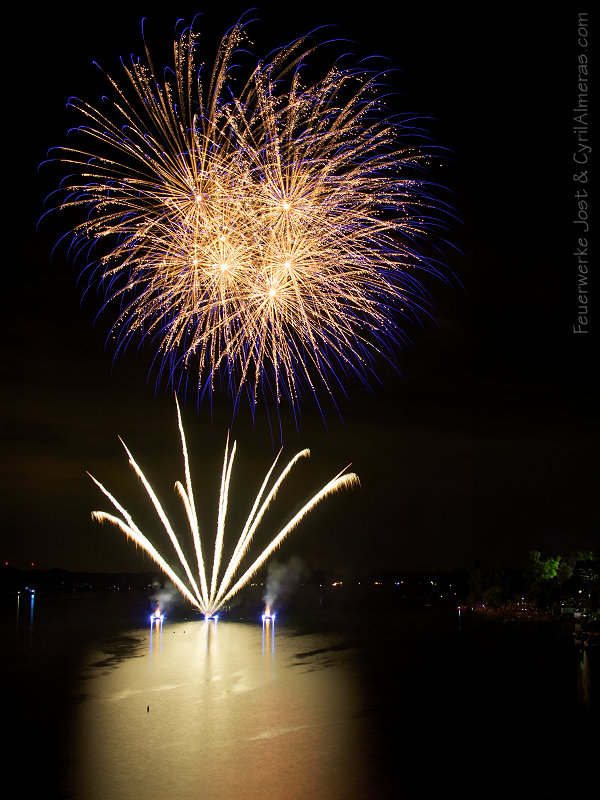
[2,2,596,576]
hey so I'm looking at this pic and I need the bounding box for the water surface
[3,592,596,799]
[72,617,375,800]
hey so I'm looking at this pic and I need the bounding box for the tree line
[467,549,599,613]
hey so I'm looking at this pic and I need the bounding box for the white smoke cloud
[150,580,181,615]
[263,556,306,611]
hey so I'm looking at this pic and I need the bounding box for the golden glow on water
[71,621,371,800]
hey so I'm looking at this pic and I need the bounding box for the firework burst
[89,398,359,616]
[47,16,449,415]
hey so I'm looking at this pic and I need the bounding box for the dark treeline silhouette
[467,548,600,615]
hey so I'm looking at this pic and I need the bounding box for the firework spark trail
[211,434,236,601]
[47,16,451,416]
[219,471,358,608]
[89,398,359,616]
[118,436,203,604]
[212,449,310,607]
[88,475,202,610]
[174,398,208,605]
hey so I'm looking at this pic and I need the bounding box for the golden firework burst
[48,17,448,414]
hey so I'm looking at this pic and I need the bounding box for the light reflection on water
[70,618,371,800]
[5,592,597,798]
[149,614,164,653]
[262,616,275,656]
[577,648,592,710]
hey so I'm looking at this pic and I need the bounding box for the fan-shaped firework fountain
[46,15,449,415]
[89,399,359,616]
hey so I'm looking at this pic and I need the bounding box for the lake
[2,590,596,798]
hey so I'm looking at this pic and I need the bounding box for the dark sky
[2,2,597,576]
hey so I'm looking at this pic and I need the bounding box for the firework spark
[88,398,359,616]
[47,16,448,414]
